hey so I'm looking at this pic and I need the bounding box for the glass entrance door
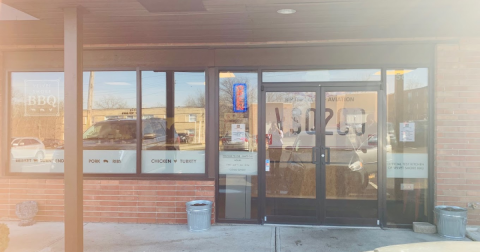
[261,86,380,225]
[321,87,379,226]
[263,88,320,224]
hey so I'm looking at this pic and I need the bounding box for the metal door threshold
[264,224,382,229]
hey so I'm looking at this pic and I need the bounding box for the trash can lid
[186,200,212,208]
[434,205,467,212]
[186,200,212,205]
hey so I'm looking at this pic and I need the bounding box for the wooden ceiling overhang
[0,0,479,48]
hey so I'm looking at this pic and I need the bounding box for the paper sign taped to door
[399,122,415,142]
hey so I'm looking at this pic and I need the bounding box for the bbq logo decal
[24,80,60,116]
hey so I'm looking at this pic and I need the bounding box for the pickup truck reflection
[79,118,180,151]
[50,118,180,172]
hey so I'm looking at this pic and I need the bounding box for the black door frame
[260,84,383,226]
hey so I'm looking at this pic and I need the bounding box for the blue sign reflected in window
[233,83,247,113]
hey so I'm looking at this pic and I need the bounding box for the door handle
[311,147,318,164]
[325,147,331,164]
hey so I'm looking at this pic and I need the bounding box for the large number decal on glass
[293,108,333,134]
[337,108,365,136]
[325,108,334,128]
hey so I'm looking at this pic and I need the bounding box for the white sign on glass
[49,150,137,173]
[47,150,205,174]
[399,122,415,142]
[142,150,205,174]
[387,153,428,178]
[231,124,246,143]
[219,151,257,175]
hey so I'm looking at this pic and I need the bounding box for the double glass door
[262,86,379,225]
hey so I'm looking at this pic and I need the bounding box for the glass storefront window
[10,70,206,175]
[218,71,258,220]
[50,71,138,174]
[263,69,381,83]
[141,71,205,174]
[10,72,65,173]
[386,68,429,224]
[7,66,431,225]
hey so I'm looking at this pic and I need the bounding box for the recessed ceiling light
[277,9,296,15]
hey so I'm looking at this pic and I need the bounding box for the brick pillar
[64,7,84,251]
[436,40,480,225]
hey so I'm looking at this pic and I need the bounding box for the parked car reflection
[11,137,46,161]
[78,118,180,150]
[221,132,255,152]
[387,122,397,147]
[177,133,191,144]
[43,139,63,149]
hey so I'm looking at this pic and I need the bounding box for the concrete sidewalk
[3,222,470,252]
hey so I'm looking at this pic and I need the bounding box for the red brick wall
[436,40,480,225]
[0,179,215,224]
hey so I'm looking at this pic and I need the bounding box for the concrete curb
[466,226,479,241]
[466,230,479,241]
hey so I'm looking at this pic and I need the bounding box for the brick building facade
[436,40,480,225]
[0,41,479,225]
[1,2,480,235]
